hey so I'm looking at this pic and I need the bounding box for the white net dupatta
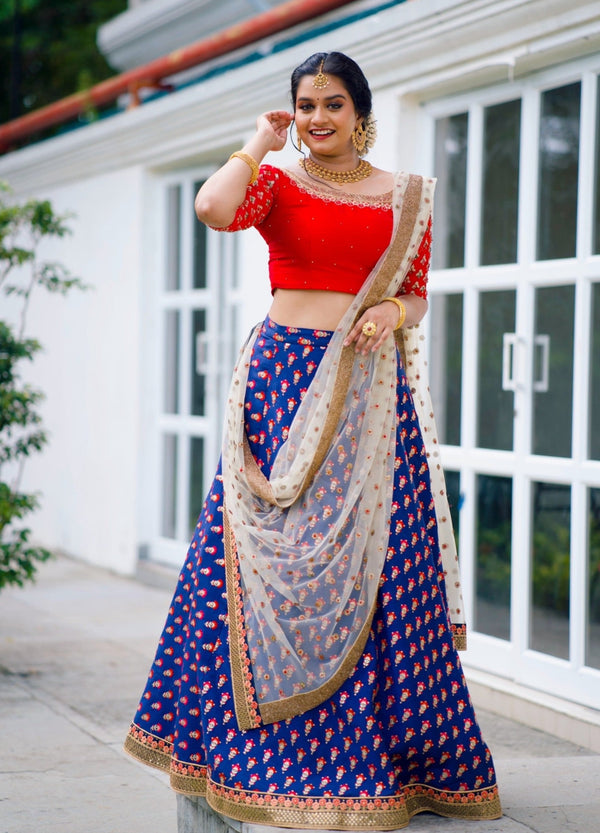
[222,172,461,730]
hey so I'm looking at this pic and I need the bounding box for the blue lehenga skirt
[124,317,501,829]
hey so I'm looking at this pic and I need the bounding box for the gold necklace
[300,157,372,184]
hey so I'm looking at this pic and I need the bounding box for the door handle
[502,332,518,392]
[196,331,208,375]
[533,334,550,393]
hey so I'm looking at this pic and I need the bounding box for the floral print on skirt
[124,317,501,829]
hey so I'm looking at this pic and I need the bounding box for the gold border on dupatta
[225,498,379,729]
[224,502,262,730]
[395,315,469,654]
[452,623,467,651]
[260,598,377,725]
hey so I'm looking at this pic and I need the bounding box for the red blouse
[214,165,431,299]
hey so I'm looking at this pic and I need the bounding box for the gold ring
[362,321,377,338]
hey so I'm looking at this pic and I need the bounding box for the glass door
[151,173,241,566]
[426,65,600,709]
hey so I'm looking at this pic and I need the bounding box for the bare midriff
[269,288,355,331]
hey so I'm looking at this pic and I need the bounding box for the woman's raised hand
[257,110,294,152]
[195,110,293,227]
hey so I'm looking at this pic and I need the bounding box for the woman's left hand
[344,300,400,355]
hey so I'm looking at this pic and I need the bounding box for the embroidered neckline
[279,167,393,209]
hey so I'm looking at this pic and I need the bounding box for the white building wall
[6,167,146,574]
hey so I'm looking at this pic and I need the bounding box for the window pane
[161,434,178,539]
[429,293,463,445]
[590,284,600,460]
[481,99,521,265]
[433,113,468,269]
[164,311,180,414]
[593,78,600,254]
[475,474,512,640]
[444,470,461,542]
[588,488,600,669]
[532,285,574,458]
[537,82,581,261]
[477,290,516,451]
[166,185,181,291]
[193,180,207,289]
[530,482,570,659]
[189,437,205,540]
[191,309,207,417]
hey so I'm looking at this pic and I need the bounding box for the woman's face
[294,73,361,159]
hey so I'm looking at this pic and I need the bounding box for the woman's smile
[309,128,335,139]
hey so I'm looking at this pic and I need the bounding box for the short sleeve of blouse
[210,165,280,232]
[398,215,432,299]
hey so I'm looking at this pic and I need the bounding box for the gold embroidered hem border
[170,768,209,795]
[126,724,502,828]
[123,725,173,772]
[202,777,502,829]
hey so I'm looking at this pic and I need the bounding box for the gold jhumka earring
[352,120,367,155]
[312,59,330,89]
[352,113,377,156]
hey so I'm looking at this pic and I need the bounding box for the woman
[125,52,501,828]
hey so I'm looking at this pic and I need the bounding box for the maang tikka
[312,59,330,89]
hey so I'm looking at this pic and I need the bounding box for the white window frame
[140,166,243,568]
[421,54,600,708]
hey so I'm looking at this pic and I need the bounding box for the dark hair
[290,52,372,119]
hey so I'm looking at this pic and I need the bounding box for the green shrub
[0,182,85,589]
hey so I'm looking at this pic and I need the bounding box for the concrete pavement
[0,556,177,833]
[1,555,599,833]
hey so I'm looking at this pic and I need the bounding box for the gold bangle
[383,296,406,330]
[229,151,259,185]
